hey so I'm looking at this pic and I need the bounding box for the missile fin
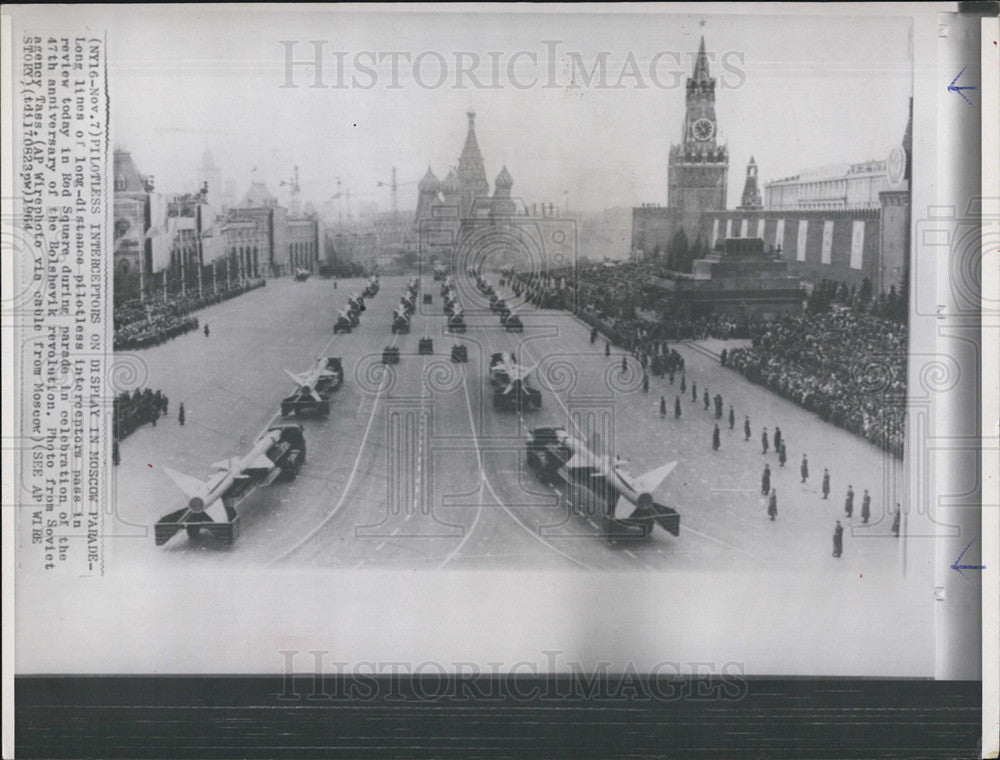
[634,461,678,494]
[163,467,207,500]
[246,453,275,470]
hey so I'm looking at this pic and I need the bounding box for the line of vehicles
[155,276,382,546]
[156,270,680,548]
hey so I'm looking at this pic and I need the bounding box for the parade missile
[163,429,281,522]
[555,428,677,511]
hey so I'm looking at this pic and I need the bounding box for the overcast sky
[44,5,912,214]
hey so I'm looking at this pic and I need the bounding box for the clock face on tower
[692,117,714,142]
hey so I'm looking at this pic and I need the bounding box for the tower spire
[461,109,483,161]
[692,36,711,84]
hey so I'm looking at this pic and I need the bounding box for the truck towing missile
[154,424,306,545]
[391,304,412,334]
[489,352,542,410]
[526,426,680,540]
[280,357,344,416]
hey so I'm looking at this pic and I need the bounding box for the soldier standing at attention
[778,443,787,467]
[773,426,782,453]
[833,521,843,557]
[703,388,710,410]
[178,402,186,427]
[800,454,809,483]
[680,374,686,394]
[845,485,854,518]
[744,416,751,442]
[822,469,831,499]
[761,464,771,495]
[761,427,769,454]
[728,405,735,430]
[861,489,871,524]
[692,380,697,403]
[674,395,682,419]
[768,489,778,521]
[659,396,667,419]
[712,424,721,452]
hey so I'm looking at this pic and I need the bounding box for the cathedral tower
[667,36,729,239]
[457,110,490,218]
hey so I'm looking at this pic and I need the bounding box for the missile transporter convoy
[155,424,306,546]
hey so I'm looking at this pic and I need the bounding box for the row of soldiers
[114,388,171,441]
[645,351,903,558]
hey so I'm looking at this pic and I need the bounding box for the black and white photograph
[2,3,996,757]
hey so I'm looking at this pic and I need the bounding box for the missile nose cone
[189,496,206,512]
[637,493,653,509]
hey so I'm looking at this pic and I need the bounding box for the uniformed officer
[744,416,751,442]
[728,405,735,430]
[768,489,778,521]
[778,443,787,467]
[680,374,686,394]
[822,469,830,500]
[712,424,721,451]
[761,463,771,495]
[692,381,697,403]
[861,489,871,523]
[833,521,843,557]
[178,402,186,427]
[845,485,854,517]
[703,389,710,410]
[800,454,809,483]
[773,426,782,453]
[761,427,769,454]
[674,396,682,419]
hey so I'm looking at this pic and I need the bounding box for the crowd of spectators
[114,280,265,351]
[726,309,906,458]
[114,388,169,441]
[512,260,907,458]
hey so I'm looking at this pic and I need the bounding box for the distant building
[197,150,223,213]
[764,160,891,212]
[412,111,574,272]
[632,34,911,298]
[113,150,154,278]
[220,181,321,277]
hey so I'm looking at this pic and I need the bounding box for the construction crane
[376,167,417,218]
